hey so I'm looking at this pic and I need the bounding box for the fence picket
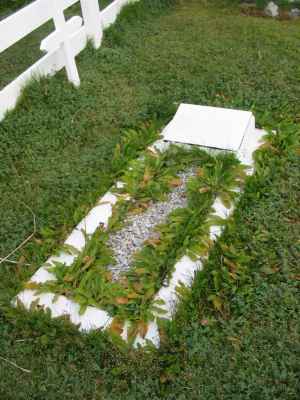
[0,0,78,53]
[0,0,136,121]
[80,0,103,49]
[52,0,80,86]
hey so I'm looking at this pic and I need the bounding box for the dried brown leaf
[115,297,129,305]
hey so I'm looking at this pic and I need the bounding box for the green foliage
[188,153,247,209]
[33,145,213,322]
[173,126,300,323]
[34,145,247,339]
[255,0,268,9]
[0,0,32,14]
[111,123,160,176]
[31,229,122,315]
[0,0,300,398]
[119,144,210,202]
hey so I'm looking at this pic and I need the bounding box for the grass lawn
[0,0,299,398]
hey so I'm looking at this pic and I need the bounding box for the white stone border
[16,128,265,346]
[132,128,265,347]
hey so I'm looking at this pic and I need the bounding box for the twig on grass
[15,338,34,343]
[0,356,31,373]
[0,204,36,266]
[0,258,31,266]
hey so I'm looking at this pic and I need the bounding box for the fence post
[52,0,80,87]
[80,0,103,49]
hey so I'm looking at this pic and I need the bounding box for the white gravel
[107,170,194,279]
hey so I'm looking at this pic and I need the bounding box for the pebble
[107,170,194,279]
[264,1,279,17]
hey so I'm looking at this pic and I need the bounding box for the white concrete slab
[163,103,255,151]
[17,289,112,331]
[237,128,265,168]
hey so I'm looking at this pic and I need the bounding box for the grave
[16,104,265,347]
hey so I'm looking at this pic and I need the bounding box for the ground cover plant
[28,143,246,339]
[0,0,299,398]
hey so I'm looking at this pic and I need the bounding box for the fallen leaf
[169,178,182,187]
[24,282,39,290]
[131,207,145,215]
[115,297,129,305]
[209,295,222,311]
[223,257,237,271]
[196,168,204,177]
[160,374,168,384]
[145,238,161,247]
[134,268,147,275]
[199,187,211,194]
[127,292,139,299]
[109,318,124,336]
[119,276,129,287]
[140,202,150,210]
[63,274,74,283]
[143,168,152,184]
[105,271,113,281]
[138,321,148,338]
[133,282,144,293]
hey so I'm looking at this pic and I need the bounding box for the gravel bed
[107,169,194,279]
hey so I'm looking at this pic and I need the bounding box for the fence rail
[0,0,135,121]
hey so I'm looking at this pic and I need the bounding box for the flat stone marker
[163,103,255,151]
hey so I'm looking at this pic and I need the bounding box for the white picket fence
[0,0,136,121]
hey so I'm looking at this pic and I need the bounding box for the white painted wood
[101,0,130,28]
[0,0,77,53]
[163,104,255,151]
[80,0,103,48]
[0,26,87,121]
[40,16,83,52]
[52,0,80,87]
[0,0,137,121]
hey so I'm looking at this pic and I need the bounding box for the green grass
[0,1,32,15]
[0,1,113,89]
[0,0,299,398]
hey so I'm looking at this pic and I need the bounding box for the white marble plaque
[163,103,255,151]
